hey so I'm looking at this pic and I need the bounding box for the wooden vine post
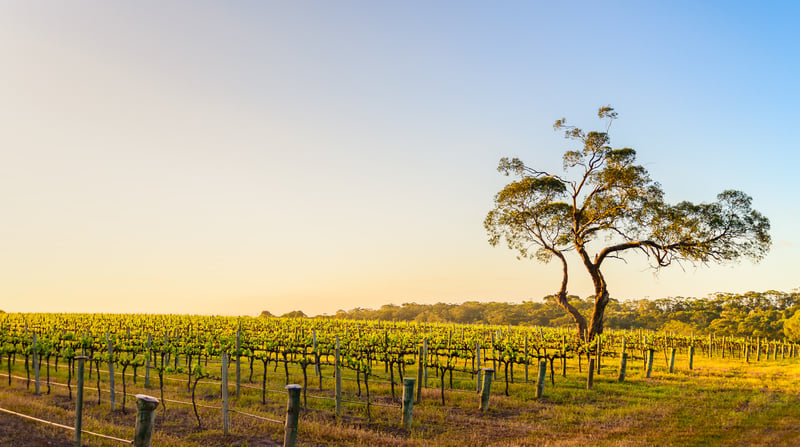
[334,336,342,419]
[689,345,695,370]
[236,325,242,399]
[222,352,230,435]
[402,377,415,428]
[475,342,481,392]
[479,368,494,411]
[587,358,595,390]
[75,355,88,447]
[618,353,628,382]
[535,360,547,398]
[33,332,40,395]
[668,348,676,373]
[144,333,152,388]
[416,345,423,404]
[422,338,428,388]
[756,337,762,361]
[107,331,116,411]
[133,395,160,447]
[645,349,655,378]
[284,384,302,447]
[524,336,529,382]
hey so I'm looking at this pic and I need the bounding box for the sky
[1,1,798,316]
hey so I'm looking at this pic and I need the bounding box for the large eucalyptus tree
[485,107,771,340]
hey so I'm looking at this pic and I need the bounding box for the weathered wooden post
[133,395,159,447]
[416,345,423,404]
[708,334,713,358]
[668,348,676,373]
[402,377,415,428]
[524,336,529,382]
[222,352,230,435]
[756,337,762,361]
[284,384,302,447]
[689,345,695,370]
[235,325,242,399]
[75,356,87,447]
[536,360,547,398]
[144,333,152,388]
[587,358,595,389]
[596,335,602,374]
[491,332,497,374]
[745,343,751,363]
[479,368,494,411]
[334,336,342,419]
[312,330,320,377]
[33,332,40,395]
[475,342,481,393]
[107,331,116,411]
[618,353,628,382]
[645,349,655,378]
[422,338,428,388]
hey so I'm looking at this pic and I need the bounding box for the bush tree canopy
[485,106,771,340]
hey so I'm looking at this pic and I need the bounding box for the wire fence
[0,405,132,444]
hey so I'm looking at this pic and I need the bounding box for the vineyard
[1,313,799,446]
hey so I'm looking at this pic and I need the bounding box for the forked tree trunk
[553,251,588,340]
[577,246,609,342]
[586,262,610,342]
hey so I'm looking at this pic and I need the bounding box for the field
[1,314,799,446]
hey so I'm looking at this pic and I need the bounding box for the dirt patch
[0,412,73,447]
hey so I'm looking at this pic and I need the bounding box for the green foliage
[785,311,800,342]
[486,106,772,338]
[330,290,800,340]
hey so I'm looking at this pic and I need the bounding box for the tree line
[266,289,800,342]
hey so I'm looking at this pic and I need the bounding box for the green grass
[1,349,799,446]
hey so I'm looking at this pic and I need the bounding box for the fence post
[756,338,762,361]
[284,384,302,447]
[475,342,481,393]
[668,348,676,373]
[422,338,428,388]
[618,352,628,382]
[524,336,529,383]
[222,352,230,435]
[236,326,242,399]
[689,345,695,370]
[313,330,320,377]
[646,349,655,378]
[402,377,415,428]
[536,360,547,398]
[75,356,87,447]
[479,368,494,411]
[587,358,595,390]
[416,345,423,404]
[33,332,40,395]
[335,336,342,419]
[133,395,160,447]
[145,333,152,388]
[107,331,116,411]
[596,335,602,374]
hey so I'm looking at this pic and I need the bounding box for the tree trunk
[553,251,588,340]
[577,246,609,342]
[587,270,609,341]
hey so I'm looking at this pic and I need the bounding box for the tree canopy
[318,289,799,341]
[485,106,771,340]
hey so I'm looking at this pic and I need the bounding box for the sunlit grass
[1,348,799,445]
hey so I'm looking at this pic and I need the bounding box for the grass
[1,348,799,446]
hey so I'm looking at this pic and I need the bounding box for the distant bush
[281,310,308,319]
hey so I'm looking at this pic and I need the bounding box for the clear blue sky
[1,1,798,316]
